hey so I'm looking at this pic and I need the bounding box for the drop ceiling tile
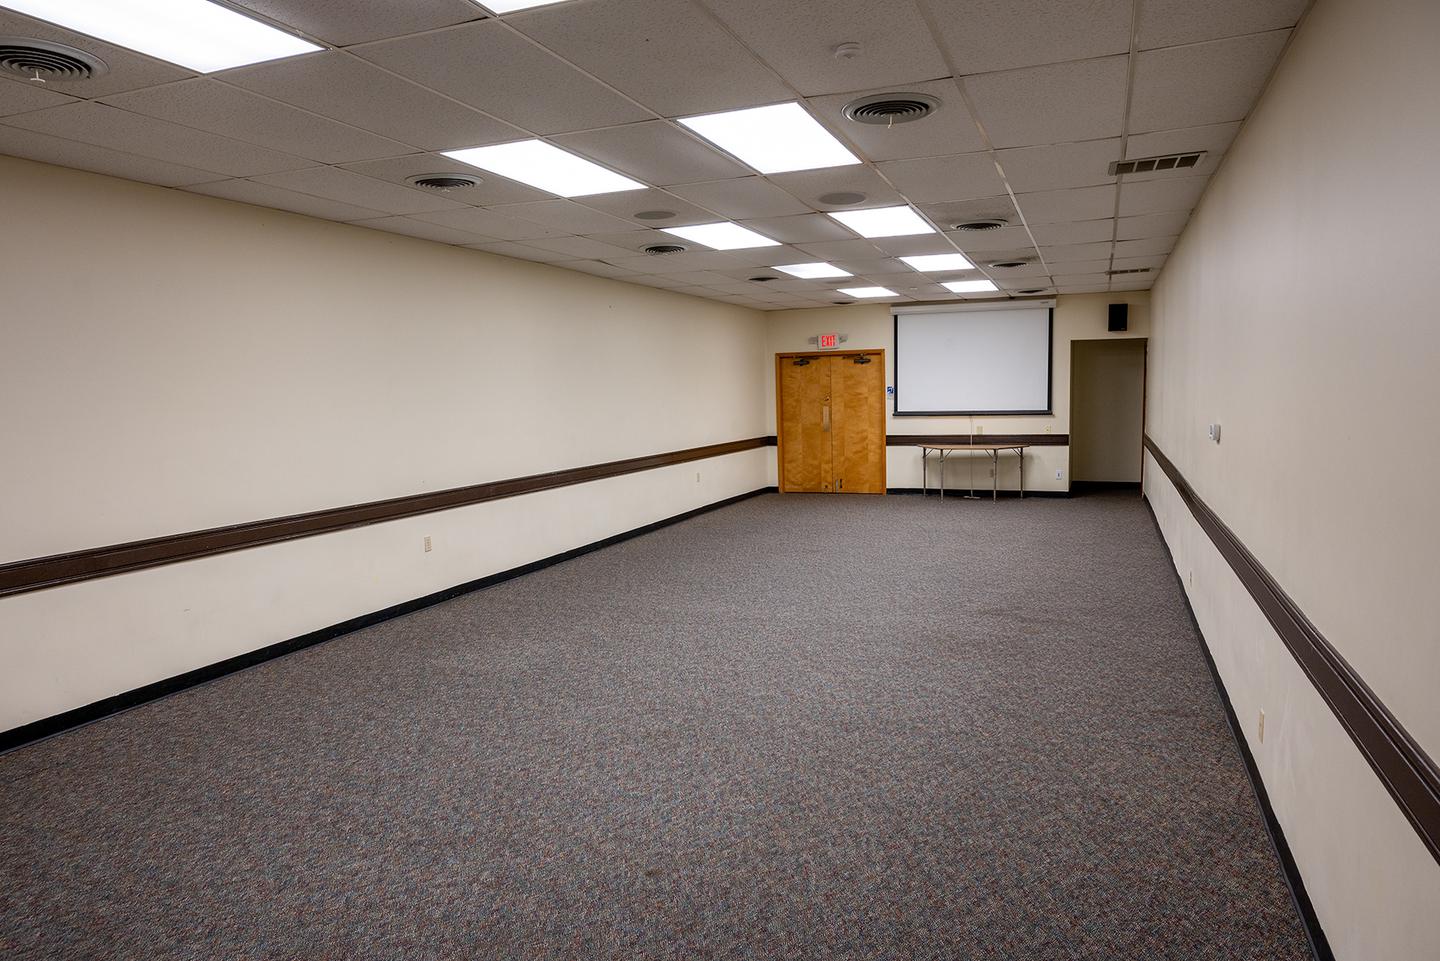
[966,56,1129,148]
[221,52,524,152]
[1116,176,1207,216]
[832,258,912,275]
[796,238,886,260]
[1048,259,1111,274]
[1112,255,1166,271]
[466,241,574,263]
[3,102,309,177]
[1137,0,1308,49]
[998,278,1053,292]
[667,178,810,220]
[254,166,468,214]
[352,21,649,134]
[1029,219,1115,246]
[101,79,409,164]
[0,124,220,185]
[1109,279,1154,291]
[1129,31,1292,133]
[983,261,1049,277]
[1014,184,1116,224]
[511,0,790,116]
[605,251,748,273]
[409,206,567,240]
[1052,272,1110,286]
[805,79,984,162]
[919,195,1020,231]
[768,165,904,210]
[943,225,1033,253]
[628,274,701,288]
[876,153,1005,204]
[352,216,490,245]
[995,138,1122,193]
[0,11,193,98]
[576,189,719,227]
[561,260,644,278]
[579,229,664,251]
[734,214,855,244]
[1039,241,1112,262]
[1115,236,1177,257]
[665,271,744,287]
[703,0,949,97]
[339,153,552,205]
[552,121,748,186]
[1056,283,1110,293]
[722,244,827,268]
[1124,122,1241,160]
[226,0,485,46]
[1117,211,1191,239]
[867,234,961,257]
[523,236,640,260]
[0,77,77,117]
[922,0,1131,75]
[489,199,638,234]
[184,178,388,221]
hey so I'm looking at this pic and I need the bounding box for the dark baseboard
[1142,497,1334,961]
[886,487,1070,498]
[0,487,777,755]
[1071,480,1142,491]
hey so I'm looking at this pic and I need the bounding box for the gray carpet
[0,491,1313,960]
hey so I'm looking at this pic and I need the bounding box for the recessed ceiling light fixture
[900,253,974,272]
[661,222,779,250]
[838,286,897,298]
[443,140,644,197]
[943,279,999,294]
[828,205,936,238]
[775,262,852,279]
[0,0,322,72]
[678,102,860,174]
[482,0,571,11]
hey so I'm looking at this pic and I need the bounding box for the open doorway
[1070,339,1147,490]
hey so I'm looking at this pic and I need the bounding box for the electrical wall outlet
[423,536,432,553]
[1044,425,1052,433]
[1208,423,1222,443]
[695,471,701,483]
[1258,709,1266,743]
[1055,469,1063,480]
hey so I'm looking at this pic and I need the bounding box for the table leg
[1018,448,1025,499]
[992,451,998,501]
[940,450,945,500]
[922,447,927,496]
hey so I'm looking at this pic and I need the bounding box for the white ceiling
[0,0,1309,310]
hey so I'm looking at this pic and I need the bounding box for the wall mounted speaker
[1108,303,1128,332]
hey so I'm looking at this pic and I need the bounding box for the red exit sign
[817,332,840,349]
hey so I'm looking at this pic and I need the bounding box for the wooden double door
[777,350,886,494]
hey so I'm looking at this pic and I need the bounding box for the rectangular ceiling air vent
[1105,267,1152,275]
[1108,151,1206,176]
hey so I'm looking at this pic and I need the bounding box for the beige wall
[0,156,769,731]
[1144,0,1440,956]
[762,291,1150,491]
[1070,339,1146,483]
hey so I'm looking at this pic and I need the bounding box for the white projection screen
[893,303,1053,414]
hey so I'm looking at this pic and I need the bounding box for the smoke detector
[951,219,1008,231]
[405,173,480,191]
[644,244,688,256]
[842,92,941,127]
[0,38,108,82]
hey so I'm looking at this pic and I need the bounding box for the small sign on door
[817,332,840,349]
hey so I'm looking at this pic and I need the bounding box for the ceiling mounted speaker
[644,244,687,256]
[0,38,108,82]
[633,209,676,221]
[842,92,941,126]
[817,191,867,206]
[405,173,480,191]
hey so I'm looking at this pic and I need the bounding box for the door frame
[775,349,887,493]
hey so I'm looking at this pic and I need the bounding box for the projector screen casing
[893,304,1054,415]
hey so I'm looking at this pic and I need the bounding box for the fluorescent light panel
[900,253,975,272]
[662,223,779,250]
[0,0,322,72]
[482,0,570,11]
[838,287,897,298]
[679,103,860,175]
[828,205,936,238]
[943,279,999,293]
[775,262,852,279]
[443,140,644,197]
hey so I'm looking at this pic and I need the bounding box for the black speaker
[1108,303,1128,332]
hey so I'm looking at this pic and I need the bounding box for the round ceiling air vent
[0,38,108,82]
[634,209,676,221]
[952,219,1009,231]
[1016,288,1048,295]
[988,260,1029,269]
[405,173,479,191]
[842,92,941,126]
[644,244,687,256]
[817,191,867,206]
[748,276,779,282]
